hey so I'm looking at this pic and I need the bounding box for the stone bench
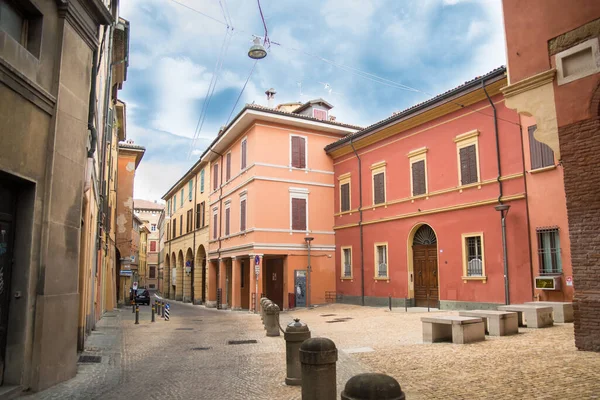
[421,315,485,344]
[524,301,573,323]
[458,310,518,336]
[497,305,553,328]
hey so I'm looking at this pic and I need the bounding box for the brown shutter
[291,136,301,168]
[195,203,200,229]
[213,213,217,239]
[292,198,307,230]
[412,160,426,196]
[179,215,182,235]
[213,164,219,190]
[459,147,470,185]
[241,140,247,169]
[298,137,306,168]
[225,208,230,236]
[341,183,350,212]
[240,199,246,231]
[200,202,205,227]
[373,173,385,204]
[460,145,477,185]
[468,145,478,183]
[226,152,231,181]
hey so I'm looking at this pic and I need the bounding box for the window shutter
[226,152,231,181]
[225,208,230,236]
[291,136,301,168]
[201,202,205,227]
[150,241,156,252]
[373,173,385,204]
[240,199,246,231]
[188,180,193,200]
[412,160,426,196]
[179,215,182,235]
[460,145,477,185]
[213,164,219,190]
[292,198,307,230]
[341,183,350,212]
[529,125,554,170]
[196,203,200,229]
[468,145,478,183]
[241,140,247,170]
[213,213,217,239]
[180,189,184,206]
[459,147,470,185]
[298,137,306,168]
[200,169,205,193]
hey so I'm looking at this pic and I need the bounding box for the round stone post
[265,302,280,337]
[341,373,405,400]
[299,337,337,400]
[284,318,311,386]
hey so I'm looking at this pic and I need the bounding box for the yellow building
[162,159,211,303]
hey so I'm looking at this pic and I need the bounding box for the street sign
[133,282,138,290]
[566,276,573,286]
[120,270,132,276]
[254,255,260,265]
[255,265,259,276]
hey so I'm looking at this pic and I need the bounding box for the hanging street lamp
[248,37,267,60]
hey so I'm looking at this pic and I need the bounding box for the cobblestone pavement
[24,301,600,399]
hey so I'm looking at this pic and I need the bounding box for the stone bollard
[262,299,272,328]
[264,303,280,337]
[299,337,338,400]
[260,298,268,322]
[341,373,405,400]
[285,318,311,386]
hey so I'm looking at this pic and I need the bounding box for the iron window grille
[537,227,562,275]
[343,248,351,277]
[466,236,483,276]
[377,245,387,278]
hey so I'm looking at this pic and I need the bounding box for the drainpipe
[483,79,510,305]
[191,171,198,303]
[349,137,365,306]
[87,49,99,159]
[519,123,536,300]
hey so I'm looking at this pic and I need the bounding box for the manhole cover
[176,328,194,331]
[227,339,258,345]
[78,355,102,363]
[320,314,336,317]
[191,347,211,351]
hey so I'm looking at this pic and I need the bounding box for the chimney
[265,88,276,108]
[329,115,337,122]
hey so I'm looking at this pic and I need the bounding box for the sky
[119,0,507,202]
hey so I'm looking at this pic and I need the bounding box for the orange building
[202,95,359,311]
[327,68,545,309]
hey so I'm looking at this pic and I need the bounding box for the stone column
[231,257,242,311]
[219,258,228,309]
[206,259,218,308]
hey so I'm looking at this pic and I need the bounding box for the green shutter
[180,189,184,206]
[174,195,177,211]
[188,180,193,201]
[200,169,205,193]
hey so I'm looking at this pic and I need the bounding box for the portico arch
[407,223,439,308]
[184,248,194,302]
[176,250,184,301]
[195,245,207,304]
[164,253,170,296]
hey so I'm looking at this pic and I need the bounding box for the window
[180,189,184,207]
[213,209,218,239]
[241,138,247,170]
[528,125,555,170]
[556,37,600,85]
[213,164,219,191]
[172,218,176,238]
[150,241,156,252]
[408,147,428,197]
[195,203,201,229]
[173,195,177,213]
[371,161,386,205]
[313,108,327,121]
[188,180,193,201]
[240,196,247,232]
[461,233,486,280]
[0,0,42,57]
[149,266,156,279]
[339,173,351,213]
[167,200,171,216]
[200,201,206,227]
[187,209,193,232]
[225,205,231,236]
[179,215,183,235]
[537,227,562,275]
[149,284,156,289]
[226,152,231,181]
[151,224,156,232]
[342,247,352,278]
[455,130,480,186]
[290,189,308,231]
[375,243,388,279]
[291,135,307,169]
[200,169,205,193]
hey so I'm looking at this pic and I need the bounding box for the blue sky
[119,0,506,201]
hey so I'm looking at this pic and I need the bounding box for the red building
[326,68,535,309]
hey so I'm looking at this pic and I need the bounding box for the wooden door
[413,245,438,308]
[0,179,16,384]
[265,258,284,309]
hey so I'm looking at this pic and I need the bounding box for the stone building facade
[501,0,600,351]
[0,0,113,392]
[133,199,164,290]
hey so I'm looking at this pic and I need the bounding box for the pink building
[203,96,359,310]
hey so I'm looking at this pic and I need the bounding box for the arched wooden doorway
[412,225,439,308]
[195,245,207,304]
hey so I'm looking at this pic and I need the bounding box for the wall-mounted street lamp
[248,37,267,60]
[304,236,314,308]
[495,204,511,305]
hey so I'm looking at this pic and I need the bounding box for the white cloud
[321,0,382,35]
[134,161,190,201]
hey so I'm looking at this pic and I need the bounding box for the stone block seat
[524,301,574,323]
[497,304,553,328]
[421,315,485,344]
[458,310,519,336]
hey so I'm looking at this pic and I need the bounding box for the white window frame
[224,200,231,237]
[240,137,248,171]
[151,224,156,232]
[212,207,219,240]
[289,134,308,170]
[289,187,309,232]
[370,161,387,206]
[374,242,389,280]
[461,232,487,282]
[341,246,352,279]
[408,147,428,198]
[338,172,351,213]
[239,191,247,232]
[225,151,232,182]
[454,130,481,188]
[556,37,600,86]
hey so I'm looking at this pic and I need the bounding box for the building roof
[293,98,334,113]
[134,199,164,211]
[324,66,507,152]
[243,103,362,130]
